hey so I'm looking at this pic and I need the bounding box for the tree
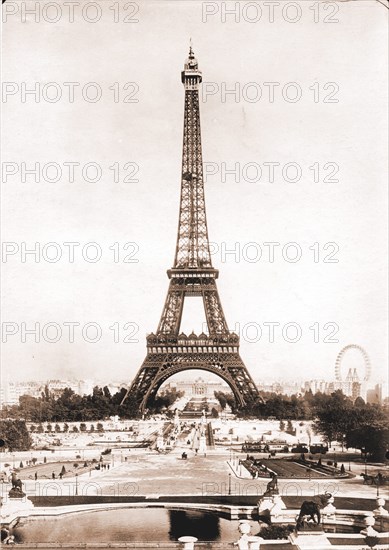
[72,425,79,432]
[46,423,52,432]
[63,423,69,432]
[214,391,227,410]
[0,420,32,451]
[37,423,44,433]
[315,393,389,462]
[286,420,295,435]
[279,420,285,431]
[80,423,87,432]
[150,388,184,414]
[313,391,354,447]
[346,412,389,462]
[89,424,95,432]
[214,391,236,412]
[30,424,36,433]
[211,407,219,418]
[96,422,104,433]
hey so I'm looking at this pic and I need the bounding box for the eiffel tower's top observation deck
[181,46,202,89]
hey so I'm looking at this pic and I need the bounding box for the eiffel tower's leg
[157,287,184,335]
[202,283,229,335]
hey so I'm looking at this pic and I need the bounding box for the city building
[366,383,383,404]
[256,380,302,396]
[163,376,228,398]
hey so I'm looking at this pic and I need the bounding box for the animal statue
[263,473,278,496]
[296,493,332,530]
[10,472,23,492]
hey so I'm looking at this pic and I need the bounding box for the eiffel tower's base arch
[123,352,259,413]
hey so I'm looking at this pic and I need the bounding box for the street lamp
[228,473,231,496]
[75,473,78,496]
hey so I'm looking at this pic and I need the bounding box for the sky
[2,0,388,390]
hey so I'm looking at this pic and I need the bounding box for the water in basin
[13,507,364,543]
[13,508,238,543]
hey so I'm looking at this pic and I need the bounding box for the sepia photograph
[1,1,388,548]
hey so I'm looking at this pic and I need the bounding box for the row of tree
[214,389,320,419]
[0,385,187,423]
[215,389,388,461]
[1,386,138,423]
[29,422,105,433]
[1,385,388,460]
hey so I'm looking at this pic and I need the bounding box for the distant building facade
[366,384,383,404]
[163,376,228,397]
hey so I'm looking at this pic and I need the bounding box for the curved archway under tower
[140,366,245,413]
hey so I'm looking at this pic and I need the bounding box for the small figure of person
[59,472,63,480]
[107,464,110,470]
[34,472,38,481]
[52,472,56,479]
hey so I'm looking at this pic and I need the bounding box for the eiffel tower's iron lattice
[122,48,259,412]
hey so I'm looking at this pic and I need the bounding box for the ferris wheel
[335,344,371,382]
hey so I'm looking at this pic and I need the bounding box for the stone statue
[9,472,26,498]
[296,493,332,530]
[263,472,278,496]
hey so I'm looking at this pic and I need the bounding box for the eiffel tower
[122,48,259,412]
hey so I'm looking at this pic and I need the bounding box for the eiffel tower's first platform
[122,48,259,412]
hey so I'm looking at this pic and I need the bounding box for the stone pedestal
[289,530,332,549]
[360,514,379,536]
[321,496,336,519]
[374,497,389,516]
[236,520,251,550]
[257,494,286,518]
[247,535,263,549]
[178,535,198,549]
[0,496,34,525]
[269,495,286,518]
[257,496,273,514]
